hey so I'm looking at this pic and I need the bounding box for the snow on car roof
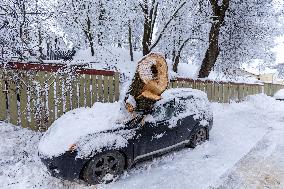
[158,88,208,104]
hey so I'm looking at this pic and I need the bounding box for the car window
[151,100,175,121]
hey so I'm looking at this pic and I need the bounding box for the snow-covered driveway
[0,94,283,189]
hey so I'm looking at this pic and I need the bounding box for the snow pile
[38,102,132,158]
[274,89,284,100]
[145,88,213,128]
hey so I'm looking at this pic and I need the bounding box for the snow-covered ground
[0,94,284,189]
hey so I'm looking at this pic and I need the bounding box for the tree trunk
[125,53,168,112]
[84,16,95,56]
[128,21,134,61]
[198,23,220,78]
[98,0,105,46]
[173,55,180,73]
[198,0,229,78]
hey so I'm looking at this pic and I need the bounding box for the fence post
[7,79,18,126]
[19,72,28,128]
[0,70,6,121]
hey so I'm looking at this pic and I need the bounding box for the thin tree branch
[149,1,186,51]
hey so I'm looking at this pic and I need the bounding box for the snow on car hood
[38,102,131,158]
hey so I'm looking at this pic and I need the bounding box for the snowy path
[213,107,284,189]
[0,95,283,189]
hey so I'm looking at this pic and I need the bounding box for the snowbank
[274,89,284,100]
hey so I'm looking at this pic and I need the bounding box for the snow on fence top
[0,61,116,76]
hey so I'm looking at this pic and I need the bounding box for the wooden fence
[0,62,283,131]
[170,78,284,103]
[0,62,119,131]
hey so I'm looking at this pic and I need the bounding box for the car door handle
[156,121,169,127]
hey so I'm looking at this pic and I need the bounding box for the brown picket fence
[0,62,283,131]
[0,62,119,131]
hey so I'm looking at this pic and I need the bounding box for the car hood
[38,102,132,158]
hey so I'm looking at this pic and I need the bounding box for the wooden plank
[91,75,98,104]
[64,74,71,113]
[56,74,64,118]
[114,73,120,101]
[108,76,115,103]
[206,82,212,101]
[183,81,190,88]
[0,71,6,121]
[47,73,56,126]
[19,74,28,128]
[79,74,85,107]
[85,74,92,106]
[8,79,18,125]
[238,84,244,101]
[103,75,109,102]
[177,80,183,88]
[71,76,79,109]
[223,83,229,103]
[27,75,36,130]
[213,82,219,102]
[37,71,48,131]
[172,81,178,88]
[97,75,103,102]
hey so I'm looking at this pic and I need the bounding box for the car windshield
[151,99,175,121]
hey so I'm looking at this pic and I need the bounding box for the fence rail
[0,62,283,131]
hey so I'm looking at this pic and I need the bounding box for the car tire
[82,151,125,185]
[187,127,208,148]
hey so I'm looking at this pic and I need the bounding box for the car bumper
[40,151,87,181]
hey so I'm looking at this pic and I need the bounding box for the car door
[133,100,178,161]
[174,99,198,143]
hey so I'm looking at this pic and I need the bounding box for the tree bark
[125,53,168,112]
[198,0,229,78]
[173,38,190,73]
[84,16,95,56]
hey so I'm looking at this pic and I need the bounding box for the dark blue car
[39,88,213,185]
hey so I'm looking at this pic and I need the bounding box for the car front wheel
[82,151,125,184]
[188,127,208,148]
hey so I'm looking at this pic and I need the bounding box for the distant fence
[0,62,283,131]
[0,62,119,131]
[170,78,284,103]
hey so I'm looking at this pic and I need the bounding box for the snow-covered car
[274,89,284,100]
[38,88,213,184]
